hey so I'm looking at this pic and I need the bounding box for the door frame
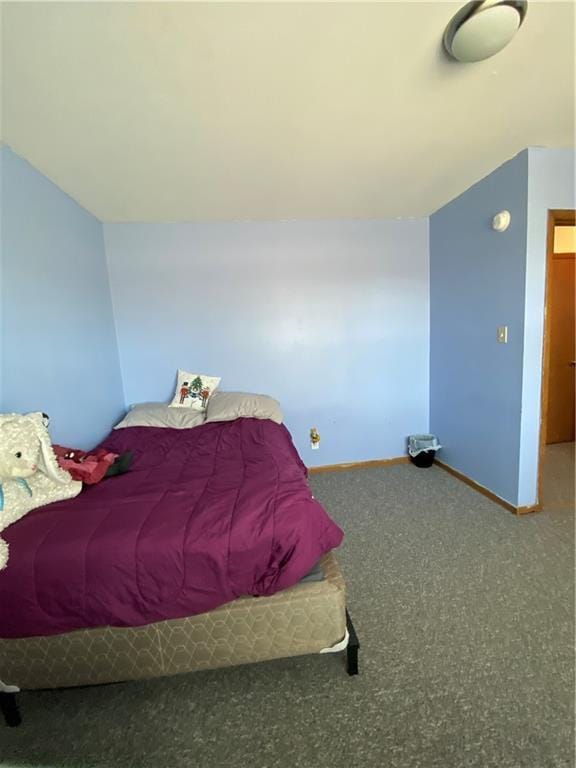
[537,209,576,506]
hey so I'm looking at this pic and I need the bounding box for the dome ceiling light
[444,1,528,63]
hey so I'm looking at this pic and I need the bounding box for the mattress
[0,552,346,690]
[300,559,325,583]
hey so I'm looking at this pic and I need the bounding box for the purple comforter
[0,419,343,639]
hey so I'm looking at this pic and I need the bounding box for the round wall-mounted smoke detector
[492,210,511,232]
[444,1,528,63]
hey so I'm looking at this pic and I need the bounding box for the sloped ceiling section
[1,1,574,222]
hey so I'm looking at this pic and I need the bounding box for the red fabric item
[53,445,118,485]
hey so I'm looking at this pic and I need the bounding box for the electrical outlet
[310,427,320,450]
[497,326,508,344]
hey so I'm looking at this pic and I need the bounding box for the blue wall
[430,151,529,506]
[3,142,572,490]
[0,145,124,448]
[518,148,575,506]
[104,219,430,465]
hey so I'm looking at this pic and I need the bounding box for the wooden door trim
[537,209,576,507]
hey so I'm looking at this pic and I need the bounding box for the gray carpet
[2,464,574,768]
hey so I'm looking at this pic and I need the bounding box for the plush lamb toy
[0,412,82,570]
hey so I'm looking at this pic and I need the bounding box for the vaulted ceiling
[1,1,574,222]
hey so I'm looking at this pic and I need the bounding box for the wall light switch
[497,326,508,344]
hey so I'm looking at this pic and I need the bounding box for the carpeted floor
[542,442,575,510]
[2,464,574,768]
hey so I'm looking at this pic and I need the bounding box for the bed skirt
[0,553,346,690]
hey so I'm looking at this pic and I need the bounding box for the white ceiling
[1,1,574,222]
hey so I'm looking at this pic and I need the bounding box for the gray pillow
[205,392,283,425]
[114,403,206,430]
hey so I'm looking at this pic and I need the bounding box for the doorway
[539,210,576,510]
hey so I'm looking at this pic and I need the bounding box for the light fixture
[444,1,528,63]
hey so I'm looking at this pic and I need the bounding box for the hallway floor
[542,442,575,511]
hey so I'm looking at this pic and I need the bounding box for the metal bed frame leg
[0,691,22,727]
[345,610,360,676]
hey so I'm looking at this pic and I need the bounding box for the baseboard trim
[515,504,543,515]
[308,456,410,474]
[435,460,541,516]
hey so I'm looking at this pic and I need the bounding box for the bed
[0,416,358,727]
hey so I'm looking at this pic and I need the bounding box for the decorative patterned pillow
[169,370,221,411]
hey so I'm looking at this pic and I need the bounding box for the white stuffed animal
[0,412,82,570]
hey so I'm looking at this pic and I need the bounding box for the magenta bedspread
[0,420,343,639]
